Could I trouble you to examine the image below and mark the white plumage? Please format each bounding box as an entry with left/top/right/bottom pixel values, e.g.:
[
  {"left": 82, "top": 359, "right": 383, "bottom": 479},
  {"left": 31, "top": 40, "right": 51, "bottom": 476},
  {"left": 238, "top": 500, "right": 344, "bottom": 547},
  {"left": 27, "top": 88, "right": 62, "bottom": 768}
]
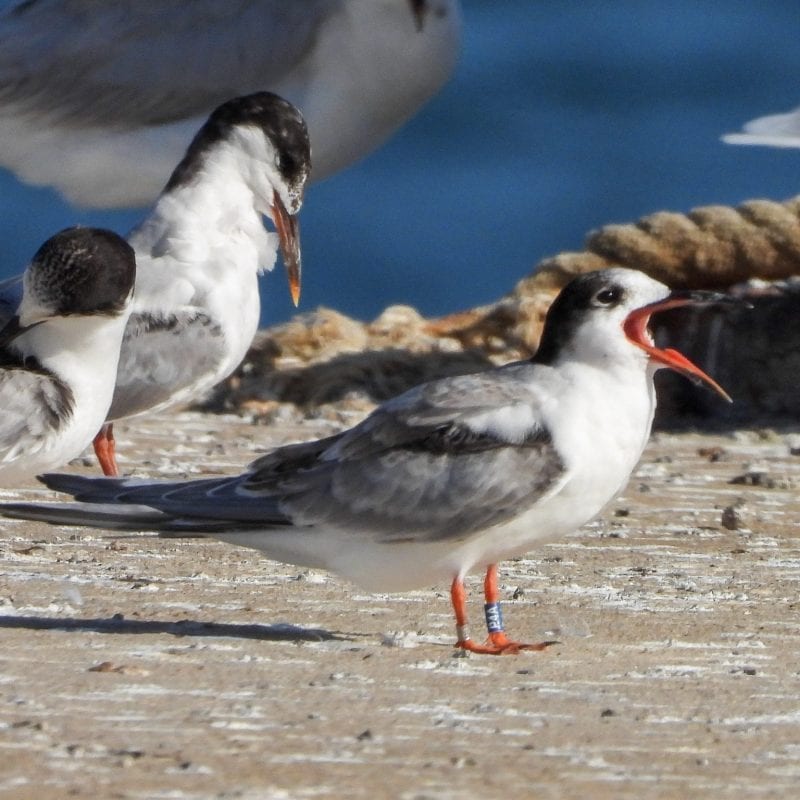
[{"left": 723, "top": 105, "right": 800, "bottom": 148}]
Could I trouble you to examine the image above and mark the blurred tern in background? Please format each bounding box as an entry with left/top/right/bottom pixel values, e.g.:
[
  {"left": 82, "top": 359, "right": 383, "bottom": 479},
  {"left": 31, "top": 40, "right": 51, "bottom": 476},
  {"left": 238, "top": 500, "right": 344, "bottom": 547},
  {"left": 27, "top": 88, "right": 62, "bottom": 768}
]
[
  {"left": 0, "top": 0, "right": 460, "bottom": 207},
  {"left": 723, "top": 104, "right": 800, "bottom": 148}
]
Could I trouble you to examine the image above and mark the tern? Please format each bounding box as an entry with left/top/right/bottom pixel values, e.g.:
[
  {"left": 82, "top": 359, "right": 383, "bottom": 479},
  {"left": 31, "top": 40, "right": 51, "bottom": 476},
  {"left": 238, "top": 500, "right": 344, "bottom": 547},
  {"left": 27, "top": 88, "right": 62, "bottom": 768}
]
[
  {"left": 0, "top": 227, "right": 135, "bottom": 484},
  {"left": 0, "top": 91, "right": 311, "bottom": 477},
  {"left": 0, "top": 0, "right": 460, "bottom": 207},
  {"left": 2, "top": 268, "right": 732, "bottom": 654}
]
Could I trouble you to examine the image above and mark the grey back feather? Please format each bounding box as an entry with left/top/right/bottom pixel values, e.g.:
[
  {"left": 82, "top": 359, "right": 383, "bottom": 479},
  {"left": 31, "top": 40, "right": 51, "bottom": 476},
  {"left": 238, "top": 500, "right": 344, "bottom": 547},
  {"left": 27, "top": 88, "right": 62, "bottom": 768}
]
[
  {"left": 34, "top": 362, "right": 568, "bottom": 545},
  {"left": 0, "top": 365, "right": 74, "bottom": 460},
  {"left": 107, "top": 310, "right": 225, "bottom": 420}
]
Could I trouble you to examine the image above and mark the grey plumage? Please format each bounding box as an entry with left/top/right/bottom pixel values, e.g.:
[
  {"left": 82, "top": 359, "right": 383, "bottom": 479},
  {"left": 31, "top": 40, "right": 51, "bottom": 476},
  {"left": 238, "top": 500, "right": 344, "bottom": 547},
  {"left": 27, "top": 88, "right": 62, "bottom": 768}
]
[
  {"left": 0, "top": 274, "right": 22, "bottom": 323},
  {"left": 106, "top": 310, "right": 225, "bottom": 420},
  {"left": 0, "top": 366, "right": 75, "bottom": 459},
  {"left": 6, "top": 363, "right": 566, "bottom": 543},
  {"left": 0, "top": 2, "right": 326, "bottom": 129}
]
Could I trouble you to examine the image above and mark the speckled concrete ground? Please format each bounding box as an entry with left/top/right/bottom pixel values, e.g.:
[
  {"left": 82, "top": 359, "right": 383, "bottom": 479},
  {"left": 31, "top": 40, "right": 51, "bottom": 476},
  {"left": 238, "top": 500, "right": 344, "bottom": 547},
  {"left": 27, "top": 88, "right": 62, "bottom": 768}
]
[{"left": 1, "top": 408, "right": 799, "bottom": 799}]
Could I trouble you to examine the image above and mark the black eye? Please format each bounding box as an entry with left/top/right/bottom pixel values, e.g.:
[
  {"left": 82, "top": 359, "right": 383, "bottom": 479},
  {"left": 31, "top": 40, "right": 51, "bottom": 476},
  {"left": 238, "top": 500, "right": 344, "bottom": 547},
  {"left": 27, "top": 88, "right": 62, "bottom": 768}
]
[{"left": 594, "top": 286, "right": 623, "bottom": 306}]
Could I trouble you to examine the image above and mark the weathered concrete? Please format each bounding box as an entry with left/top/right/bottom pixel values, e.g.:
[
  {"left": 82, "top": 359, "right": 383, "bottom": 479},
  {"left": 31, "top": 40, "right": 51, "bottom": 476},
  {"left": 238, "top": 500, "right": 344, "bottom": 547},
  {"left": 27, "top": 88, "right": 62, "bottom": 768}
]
[{"left": 1, "top": 409, "right": 799, "bottom": 799}]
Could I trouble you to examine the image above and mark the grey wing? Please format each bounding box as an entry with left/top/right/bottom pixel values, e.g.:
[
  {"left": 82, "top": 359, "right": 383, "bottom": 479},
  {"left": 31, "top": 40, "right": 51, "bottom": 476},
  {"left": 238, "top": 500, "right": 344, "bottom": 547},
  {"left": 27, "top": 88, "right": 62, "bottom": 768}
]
[
  {"left": 277, "top": 430, "right": 565, "bottom": 543},
  {"left": 30, "top": 437, "right": 348, "bottom": 527},
  {"left": 0, "top": 0, "right": 333, "bottom": 127},
  {"left": 4, "top": 470, "right": 290, "bottom": 536},
  {"left": 21, "top": 366, "right": 569, "bottom": 544},
  {"left": 0, "top": 365, "right": 74, "bottom": 462},
  {"left": 25, "top": 410, "right": 564, "bottom": 543},
  {"left": 256, "top": 368, "right": 568, "bottom": 542},
  {"left": 107, "top": 310, "right": 227, "bottom": 421},
  {"left": 0, "top": 272, "right": 22, "bottom": 326}
]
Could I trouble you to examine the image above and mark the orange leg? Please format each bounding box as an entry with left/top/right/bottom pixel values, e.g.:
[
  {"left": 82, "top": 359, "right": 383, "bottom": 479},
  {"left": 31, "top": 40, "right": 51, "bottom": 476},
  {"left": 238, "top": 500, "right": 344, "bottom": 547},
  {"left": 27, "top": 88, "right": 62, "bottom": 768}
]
[
  {"left": 451, "top": 564, "right": 557, "bottom": 655},
  {"left": 92, "top": 423, "right": 119, "bottom": 477}
]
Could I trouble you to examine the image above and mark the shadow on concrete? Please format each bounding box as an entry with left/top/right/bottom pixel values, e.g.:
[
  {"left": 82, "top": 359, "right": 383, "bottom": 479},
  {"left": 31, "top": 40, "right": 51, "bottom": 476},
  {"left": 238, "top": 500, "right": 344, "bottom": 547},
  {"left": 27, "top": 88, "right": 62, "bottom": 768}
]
[{"left": 0, "top": 613, "right": 342, "bottom": 642}]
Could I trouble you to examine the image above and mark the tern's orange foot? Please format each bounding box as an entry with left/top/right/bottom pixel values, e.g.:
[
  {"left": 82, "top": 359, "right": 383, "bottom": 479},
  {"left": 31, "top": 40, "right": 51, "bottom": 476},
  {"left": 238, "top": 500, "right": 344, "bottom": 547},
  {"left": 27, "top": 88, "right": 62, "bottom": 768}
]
[{"left": 455, "top": 633, "right": 558, "bottom": 656}]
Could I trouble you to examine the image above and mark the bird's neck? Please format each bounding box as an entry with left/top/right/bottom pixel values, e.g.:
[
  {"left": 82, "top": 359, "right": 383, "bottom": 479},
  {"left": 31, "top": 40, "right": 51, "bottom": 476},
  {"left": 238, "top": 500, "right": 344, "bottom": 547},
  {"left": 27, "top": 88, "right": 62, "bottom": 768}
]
[
  {"left": 129, "top": 150, "right": 273, "bottom": 270},
  {"left": 548, "top": 356, "right": 658, "bottom": 486},
  {"left": 15, "top": 313, "right": 129, "bottom": 401}
]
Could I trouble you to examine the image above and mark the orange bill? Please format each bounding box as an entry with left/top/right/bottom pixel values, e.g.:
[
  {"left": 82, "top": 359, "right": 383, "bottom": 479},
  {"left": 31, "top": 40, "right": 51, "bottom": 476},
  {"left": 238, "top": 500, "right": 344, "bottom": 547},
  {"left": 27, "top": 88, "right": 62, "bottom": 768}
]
[
  {"left": 272, "top": 190, "right": 302, "bottom": 306},
  {"left": 623, "top": 292, "right": 733, "bottom": 403}
]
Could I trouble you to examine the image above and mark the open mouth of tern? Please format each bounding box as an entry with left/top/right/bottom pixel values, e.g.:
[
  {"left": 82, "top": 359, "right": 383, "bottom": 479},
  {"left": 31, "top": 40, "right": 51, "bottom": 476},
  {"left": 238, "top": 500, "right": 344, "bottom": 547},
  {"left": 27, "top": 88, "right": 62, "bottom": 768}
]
[{"left": 623, "top": 293, "right": 732, "bottom": 403}]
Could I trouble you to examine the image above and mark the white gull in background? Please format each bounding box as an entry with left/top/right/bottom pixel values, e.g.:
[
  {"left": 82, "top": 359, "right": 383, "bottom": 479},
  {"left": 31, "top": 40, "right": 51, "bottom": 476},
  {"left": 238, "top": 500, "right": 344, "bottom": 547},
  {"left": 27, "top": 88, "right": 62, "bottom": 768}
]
[
  {"left": 0, "top": 226, "right": 135, "bottom": 484},
  {"left": 0, "top": 0, "right": 460, "bottom": 207},
  {"left": 3, "top": 269, "right": 734, "bottom": 654},
  {"left": 723, "top": 105, "right": 800, "bottom": 148},
  {"left": 0, "top": 91, "right": 311, "bottom": 477}
]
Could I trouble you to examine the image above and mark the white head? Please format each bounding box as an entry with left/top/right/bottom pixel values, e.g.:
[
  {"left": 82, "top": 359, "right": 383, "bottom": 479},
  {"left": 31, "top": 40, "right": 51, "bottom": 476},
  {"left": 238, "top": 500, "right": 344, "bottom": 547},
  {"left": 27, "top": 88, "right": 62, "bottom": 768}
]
[{"left": 532, "top": 267, "right": 731, "bottom": 400}]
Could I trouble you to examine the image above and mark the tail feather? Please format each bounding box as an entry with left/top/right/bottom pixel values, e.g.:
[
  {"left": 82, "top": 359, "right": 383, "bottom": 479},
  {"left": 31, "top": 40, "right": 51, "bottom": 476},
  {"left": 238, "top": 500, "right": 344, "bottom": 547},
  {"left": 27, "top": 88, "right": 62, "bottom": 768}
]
[
  {"left": 37, "top": 471, "right": 290, "bottom": 525},
  {"left": 1, "top": 501, "right": 259, "bottom": 534},
  {"left": 38, "top": 473, "right": 169, "bottom": 502},
  {"left": 2, "top": 501, "right": 173, "bottom": 531}
]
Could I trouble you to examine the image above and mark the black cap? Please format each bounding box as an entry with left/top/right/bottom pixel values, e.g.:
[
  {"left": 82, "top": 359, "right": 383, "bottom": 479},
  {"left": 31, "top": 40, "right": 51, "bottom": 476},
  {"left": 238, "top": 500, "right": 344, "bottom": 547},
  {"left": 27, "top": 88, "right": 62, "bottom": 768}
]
[{"left": 29, "top": 227, "right": 136, "bottom": 316}]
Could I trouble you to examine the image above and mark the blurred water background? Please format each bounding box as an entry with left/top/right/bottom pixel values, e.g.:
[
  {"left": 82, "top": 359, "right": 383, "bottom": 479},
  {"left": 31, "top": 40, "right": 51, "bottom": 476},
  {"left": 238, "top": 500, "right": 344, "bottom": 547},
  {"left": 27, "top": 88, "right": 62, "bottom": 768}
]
[{"left": 1, "top": 0, "right": 799, "bottom": 326}]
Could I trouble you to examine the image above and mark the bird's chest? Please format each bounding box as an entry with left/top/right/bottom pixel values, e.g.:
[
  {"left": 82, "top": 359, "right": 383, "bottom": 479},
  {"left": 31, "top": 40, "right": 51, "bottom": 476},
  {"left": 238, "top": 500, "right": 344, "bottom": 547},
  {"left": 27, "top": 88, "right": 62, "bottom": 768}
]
[
  {"left": 201, "top": 258, "right": 261, "bottom": 368},
  {"left": 548, "top": 367, "right": 656, "bottom": 508},
  {"left": 140, "top": 239, "right": 262, "bottom": 369}
]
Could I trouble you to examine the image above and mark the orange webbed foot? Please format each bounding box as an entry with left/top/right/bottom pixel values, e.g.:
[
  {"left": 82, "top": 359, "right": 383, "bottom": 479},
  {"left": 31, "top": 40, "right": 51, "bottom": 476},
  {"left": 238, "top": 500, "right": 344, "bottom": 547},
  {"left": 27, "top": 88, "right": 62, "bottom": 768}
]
[
  {"left": 456, "top": 632, "right": 558, "bottom": 656},
  {"left": 450, "top": 567, "right": 558, "bottom": 656}
]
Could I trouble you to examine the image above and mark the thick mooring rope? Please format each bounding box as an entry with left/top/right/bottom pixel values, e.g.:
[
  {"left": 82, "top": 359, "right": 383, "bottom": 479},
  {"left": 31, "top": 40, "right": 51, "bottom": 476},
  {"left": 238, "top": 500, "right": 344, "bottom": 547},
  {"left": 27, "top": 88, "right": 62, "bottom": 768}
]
[{"left": 522, "top": 195, "right": 800, "bottom": 292}]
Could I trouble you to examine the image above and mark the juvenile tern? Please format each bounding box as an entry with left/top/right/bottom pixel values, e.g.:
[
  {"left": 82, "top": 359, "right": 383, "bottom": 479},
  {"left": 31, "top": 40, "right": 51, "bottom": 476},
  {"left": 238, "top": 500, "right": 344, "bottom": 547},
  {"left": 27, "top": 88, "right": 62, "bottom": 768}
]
[
  {"left": 2, "top": 269, "right": 732, "bottom": 653},
  {"left": 0, "top": 226, "right": 135, "bottom": 483},
  {"left": 96, "top": 91, "right": 310, "bottom": 476},
  {"left": 0, "top": 0, "right": 460, "bottom": 207}
]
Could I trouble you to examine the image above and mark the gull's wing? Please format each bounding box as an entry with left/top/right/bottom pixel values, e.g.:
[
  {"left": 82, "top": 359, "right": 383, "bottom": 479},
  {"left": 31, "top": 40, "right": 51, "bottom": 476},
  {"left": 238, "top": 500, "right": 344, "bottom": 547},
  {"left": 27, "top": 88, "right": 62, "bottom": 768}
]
[
  {"left": 107, "top": 309, "right": 227, "bottom": 421},
  {"left": 7, "top": 364, "right": 571, "bottom": 545},
  {"left": 722, "top": 106, "right": 800, "bottom": 148},
  {"left": 0, "top": 355, "right": 74, "bottom": 463},
  {"left": 0, "top": 0, "right": 333, "bottom": 128}
]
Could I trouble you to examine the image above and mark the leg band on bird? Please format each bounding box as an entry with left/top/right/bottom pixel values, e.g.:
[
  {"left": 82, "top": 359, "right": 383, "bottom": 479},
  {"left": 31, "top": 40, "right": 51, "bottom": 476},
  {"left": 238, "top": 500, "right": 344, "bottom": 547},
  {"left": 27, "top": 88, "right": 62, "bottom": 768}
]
[{"left": 484, "top": 601, "right": 504, "bottom": 633}]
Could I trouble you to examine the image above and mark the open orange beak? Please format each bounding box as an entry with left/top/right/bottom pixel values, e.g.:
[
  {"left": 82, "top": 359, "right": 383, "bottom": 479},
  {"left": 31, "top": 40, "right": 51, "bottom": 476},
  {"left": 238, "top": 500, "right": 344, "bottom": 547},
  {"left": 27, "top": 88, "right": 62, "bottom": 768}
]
[
  {"left": 271, "top": 190, "right": 302, "bottom": 307},
  {"left": 623, "top": 291, "right": 733, "bottom": 403}
]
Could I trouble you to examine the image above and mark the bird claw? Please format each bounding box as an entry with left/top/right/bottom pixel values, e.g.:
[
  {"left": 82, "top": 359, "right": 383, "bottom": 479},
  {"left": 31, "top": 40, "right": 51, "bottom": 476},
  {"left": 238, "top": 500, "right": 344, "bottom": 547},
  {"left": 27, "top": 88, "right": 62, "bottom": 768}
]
[{"left": 455, "top": 634, "right": 558, "bottom": 656}]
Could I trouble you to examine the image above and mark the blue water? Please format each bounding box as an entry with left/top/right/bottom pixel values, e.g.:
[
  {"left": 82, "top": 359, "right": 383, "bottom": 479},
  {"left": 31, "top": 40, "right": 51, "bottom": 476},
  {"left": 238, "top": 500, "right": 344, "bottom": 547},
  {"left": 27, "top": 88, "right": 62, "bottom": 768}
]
[{"left": 2, "top": 0, "right": 800, "bottom": 326}]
